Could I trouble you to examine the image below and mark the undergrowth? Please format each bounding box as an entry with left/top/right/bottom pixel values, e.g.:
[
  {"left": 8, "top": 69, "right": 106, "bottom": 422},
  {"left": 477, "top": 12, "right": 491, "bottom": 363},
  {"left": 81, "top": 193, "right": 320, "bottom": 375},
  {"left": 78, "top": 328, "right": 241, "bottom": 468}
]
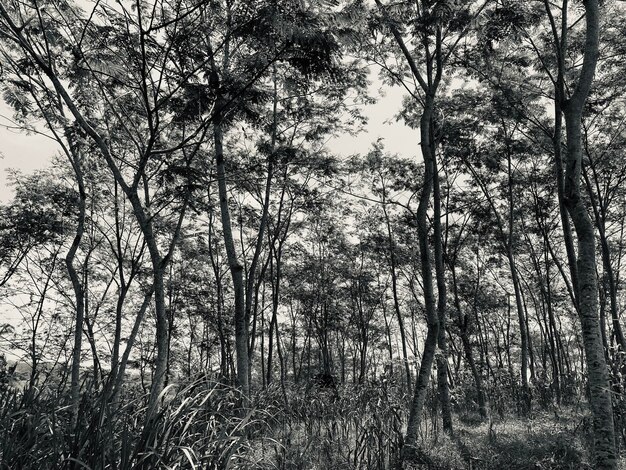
[{"left": 0, "top": 375, "right": 613, "bottom": 469}]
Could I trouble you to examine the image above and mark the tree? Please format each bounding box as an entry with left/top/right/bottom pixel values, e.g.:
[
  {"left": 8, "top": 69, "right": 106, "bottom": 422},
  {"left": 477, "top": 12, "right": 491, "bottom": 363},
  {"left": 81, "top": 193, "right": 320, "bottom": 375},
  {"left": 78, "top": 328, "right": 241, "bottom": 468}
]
[
  {"left": 557, "top": 1, "right": 616, "bottom": 466},
  {"left": 0, "top": 0, "right": 212, "bottom": 416},
  {"left": 372, "top": 0, "right": 492, "bottom": 444}
]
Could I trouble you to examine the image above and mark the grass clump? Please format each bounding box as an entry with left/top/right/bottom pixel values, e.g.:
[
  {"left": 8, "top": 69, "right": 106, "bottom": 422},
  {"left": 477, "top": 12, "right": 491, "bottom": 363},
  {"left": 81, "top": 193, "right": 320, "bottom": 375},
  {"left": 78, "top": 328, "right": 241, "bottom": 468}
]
[{"left": 0, "top": 377, "right": 272, "bottom": 469}]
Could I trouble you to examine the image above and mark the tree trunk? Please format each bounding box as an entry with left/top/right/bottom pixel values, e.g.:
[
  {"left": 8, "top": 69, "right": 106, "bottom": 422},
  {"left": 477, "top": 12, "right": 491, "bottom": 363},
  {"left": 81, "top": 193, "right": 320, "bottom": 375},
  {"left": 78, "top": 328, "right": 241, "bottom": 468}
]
[
  {"left": 564, "top": 109, "right": 617, "bottom": 468},
  {"left": 145, "top": 245, "right": 168, "bottom": 413},
  {"left": 561, "top": 2, "right": 616, "bottom": 465},
  {"left": 246, "top": 68, "right": 278, "bottom": 365},
  {"left": 213, "top": 98, "right": 249, "bottom": 398},
  {"left": 369, "top": 8, "right": 444, "bottom": 445},
  {"left": 451, "top": 262, "right": 488, "bottom": 419},
  {"left": 505, "top": 145, "right": 531, "bottom": 411},
  {"left": 66, "top": 151, "right": 86, "bottom": 429},
  {"left": 382, "top": 196, "right": 412, "bottom": 395},
  {"left": 583, "top": 164, "right": 626, "bottom": 353},
  {"left": 405, "top": 96, "right": 439, "bottom": 446},
  {"left": 432, "top": 135, "right": 453, "bottom": 433}
]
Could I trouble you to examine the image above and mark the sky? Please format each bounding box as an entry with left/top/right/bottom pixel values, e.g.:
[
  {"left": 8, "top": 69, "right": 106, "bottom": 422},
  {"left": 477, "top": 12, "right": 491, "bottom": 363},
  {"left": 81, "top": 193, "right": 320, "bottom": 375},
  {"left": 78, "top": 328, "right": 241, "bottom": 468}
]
[
  {"left": 0, "top": 102, "right": 59, "bottom": 201},
  {"left": 0, "top": 79, "right": 419, "bottom": 203}
]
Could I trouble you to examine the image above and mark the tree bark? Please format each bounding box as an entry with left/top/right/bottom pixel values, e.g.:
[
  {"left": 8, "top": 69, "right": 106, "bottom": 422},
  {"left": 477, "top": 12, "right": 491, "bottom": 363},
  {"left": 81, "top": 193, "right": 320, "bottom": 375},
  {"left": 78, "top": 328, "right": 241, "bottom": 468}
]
[
  {"left": 405, "top": 96, "right": 439, "bottom": 445},
  {"left": 213, "top": 97, "right": 249, "bottom": 398},
  {"left": 432, "top": 136, "right": 453, "bottom": 433},
  {"left": 65, "top": 148, "right": 86, "bottom": 429},
  {"left": 561, "top": 2, "right": 616, "bottom": 466}
]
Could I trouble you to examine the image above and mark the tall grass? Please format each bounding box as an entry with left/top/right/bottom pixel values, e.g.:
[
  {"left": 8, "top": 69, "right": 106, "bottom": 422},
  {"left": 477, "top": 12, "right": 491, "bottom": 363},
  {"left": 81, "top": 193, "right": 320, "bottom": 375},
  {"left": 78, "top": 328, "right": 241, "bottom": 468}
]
[
  {"left": 253, "top": 380, "right": 407, "bottom": 469},
  {"left": 0, "top": 377, "right": 271, "bottom": 469},
  {"left": 0, "top": 370, "right": 603, "bottom": 469}
]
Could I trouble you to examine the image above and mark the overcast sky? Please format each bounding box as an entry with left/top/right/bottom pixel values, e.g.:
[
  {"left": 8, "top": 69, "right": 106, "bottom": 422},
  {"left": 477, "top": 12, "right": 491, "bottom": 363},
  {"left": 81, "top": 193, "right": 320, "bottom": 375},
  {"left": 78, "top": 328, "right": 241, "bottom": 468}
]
[{"left": 0, "top": 82, "right": 419, "bottom": 203}]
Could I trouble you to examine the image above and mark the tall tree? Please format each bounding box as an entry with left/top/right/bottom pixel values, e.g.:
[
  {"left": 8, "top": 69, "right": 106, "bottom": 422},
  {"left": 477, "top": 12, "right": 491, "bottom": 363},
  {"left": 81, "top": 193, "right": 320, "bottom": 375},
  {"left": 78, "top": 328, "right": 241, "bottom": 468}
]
[
  {"left": 0, "top": 0, "right": 209, "bottom": 415},
  {"left": 373, "top": 0, "right": 491, "bottom": 445},
  {"left": 556, "top": 0, "right": 617, "bottom": 466}
]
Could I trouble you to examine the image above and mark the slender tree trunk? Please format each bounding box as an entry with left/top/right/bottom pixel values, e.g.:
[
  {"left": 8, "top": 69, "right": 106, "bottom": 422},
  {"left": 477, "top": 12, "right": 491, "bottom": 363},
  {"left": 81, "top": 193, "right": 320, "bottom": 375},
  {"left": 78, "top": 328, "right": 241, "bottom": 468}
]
[
  {"left": 66, "top": 152, "right": 86, "bottom": 429},
  {"left": 451, "top": 262, "right": 488, "bottom": 419},
  {"left": 554, "top": 103, "right": 580, "bottom": 307},
  {"left": 382, "top": 195, "right": 412, "bottom": 395},
  {"left": 544, "top": 250, "right": 562, "bottom": 404},
  {"left": 110, "top": 181, "right": 126, "bottom": 377},
  {"left": 213, "top": 98, "right": 249, "bottom": 398},
  {"left": 246, "top": 68, "right": 278, "bottom": 365},
  {"left": 405, "top": 96, "right": 439, "bottom": 446},
  {"left": 111, "top": 288, "right": 154, "bottom": 402},
  {"left": 432, "top": 138, "right": 453, "bottom": 433},
  {"left": 207, "top": 205, "right": 230, "bottom": 380},
  {"left": 370, "top": 6, "right": 444, "bottom": 446},
  {"left": 561, "top": 2, "right": 616, "bottom": 465},
  {"left": 145, "top": 247, "right": 168, "bottom": 413},
  {"left": 267, "top": 255, "right": 277, "bottom": 385},
  {"left": 504, "top": 146, "right": 531, "bottom": 411},
  {"left": 583, "top": 165, "right": 626, "bottom": 352}
]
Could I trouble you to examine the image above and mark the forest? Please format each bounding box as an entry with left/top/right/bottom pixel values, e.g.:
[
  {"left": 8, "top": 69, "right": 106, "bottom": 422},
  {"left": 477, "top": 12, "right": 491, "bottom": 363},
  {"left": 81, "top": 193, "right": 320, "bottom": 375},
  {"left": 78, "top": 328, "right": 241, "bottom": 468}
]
[{"left": 0, "top": 0, "right": 624, "bottom": 468}]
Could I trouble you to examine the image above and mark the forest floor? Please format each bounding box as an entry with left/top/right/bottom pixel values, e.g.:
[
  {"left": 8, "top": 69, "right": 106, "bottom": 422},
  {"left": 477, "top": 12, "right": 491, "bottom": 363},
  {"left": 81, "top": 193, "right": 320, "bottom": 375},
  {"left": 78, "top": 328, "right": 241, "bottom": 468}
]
[
  {"left": 443, "top": 410, "right": 593, "bottom": 469},
  {"left": 260, "top": 403, "right": 624, "bottom": 469},
  {"left": 396, "top": 408, "right": 626, "bottom": 470}
]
